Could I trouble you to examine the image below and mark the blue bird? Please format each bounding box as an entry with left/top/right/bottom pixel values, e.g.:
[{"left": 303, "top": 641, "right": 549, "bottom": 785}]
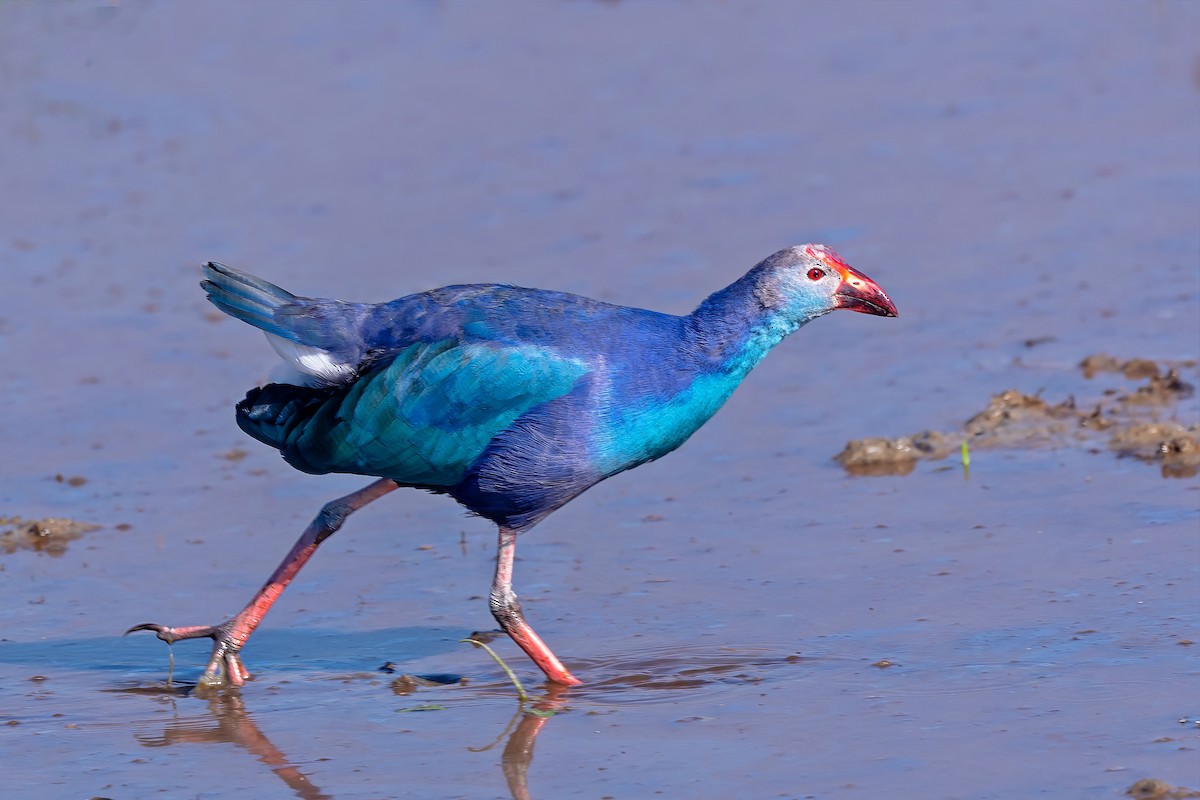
[{"left": 129, "top": 245, "right": 897, "bottom": 687}]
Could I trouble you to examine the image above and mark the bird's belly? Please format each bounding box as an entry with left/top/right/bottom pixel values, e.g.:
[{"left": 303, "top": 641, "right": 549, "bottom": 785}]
[{"left": 593, "top": 372, "right": 740, "bottom": 475}]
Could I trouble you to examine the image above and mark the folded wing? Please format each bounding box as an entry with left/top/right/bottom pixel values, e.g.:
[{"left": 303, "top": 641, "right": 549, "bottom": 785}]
[{"left": 237, "top": 338, "right": 590, "bottom": 485}]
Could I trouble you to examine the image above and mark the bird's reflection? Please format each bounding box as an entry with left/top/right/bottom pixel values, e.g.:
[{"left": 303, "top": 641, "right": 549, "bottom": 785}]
[
  {"left": 125, "top": 679, "right": 568, "bottom": 800},
  {"left": 134, "top": 690, "right": 333, "bottom": 800},
  {"left": 468, "top": 683, "right": 571, "bottom": 800}
]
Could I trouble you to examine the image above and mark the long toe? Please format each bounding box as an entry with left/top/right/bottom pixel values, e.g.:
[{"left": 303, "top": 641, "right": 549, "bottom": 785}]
[
  {"left": 125, "top": 622, "right": 220, "bottom": 645},
  {"left": 206, "top": 652, "right": 250, "bottom": 687}
]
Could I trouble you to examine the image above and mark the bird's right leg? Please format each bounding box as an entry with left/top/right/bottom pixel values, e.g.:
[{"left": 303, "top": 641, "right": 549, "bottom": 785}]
[
  {"left": 128, "top": 478, "right": 399, "bottom": 687},
  {"left": 489, "top": 526, "right": 582, "bottom": 687}
]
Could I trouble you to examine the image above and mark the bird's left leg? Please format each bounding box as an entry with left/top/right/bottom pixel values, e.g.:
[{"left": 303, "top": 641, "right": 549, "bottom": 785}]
[
  {"left": 128, "top": 478, "right": 399, "bottom": 686},
  {"left": 489, "top": 526, "right": 582, "bottom": 687}
]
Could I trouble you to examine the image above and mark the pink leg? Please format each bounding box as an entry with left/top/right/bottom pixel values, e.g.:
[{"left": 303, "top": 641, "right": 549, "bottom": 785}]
[
  {"left": 489, "top": 526, "right": 582, "bottom": 687},
  {"left": 128, "top": 478, "right": 399, "bottom": 686}
]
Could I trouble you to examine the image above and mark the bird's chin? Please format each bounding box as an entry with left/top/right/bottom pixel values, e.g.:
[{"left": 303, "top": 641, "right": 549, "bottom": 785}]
[{"left": 835, "top": 293, "right": 898, "bottom": 317}]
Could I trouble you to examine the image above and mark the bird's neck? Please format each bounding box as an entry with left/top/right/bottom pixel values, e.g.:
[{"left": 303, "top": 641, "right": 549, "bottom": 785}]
[{"left": 685, "top": 266, "right": 826, "bottom": 379}]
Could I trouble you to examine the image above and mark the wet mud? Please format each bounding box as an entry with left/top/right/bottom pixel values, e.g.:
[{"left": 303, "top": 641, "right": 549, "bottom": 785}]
[
  {"left": 0, "top": 516, "right": 97, "bottom": 556},
  {"left": 1127, "top": 778, "right": 1200, "bottom": 800},
  {"left": 837, "top": 356, "right": 1200, "bottom": 478}
]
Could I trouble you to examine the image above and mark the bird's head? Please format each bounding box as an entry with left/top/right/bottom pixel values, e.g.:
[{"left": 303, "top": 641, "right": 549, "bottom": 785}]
[{"left": 756, "top": 244, "right": 898, "bottom": 323}]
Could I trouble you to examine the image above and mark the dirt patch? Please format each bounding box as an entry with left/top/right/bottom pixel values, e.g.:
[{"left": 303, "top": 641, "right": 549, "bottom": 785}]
[
  {"left": 836, "top": 356, "right": 1200, "bottom": 478},
  {"left": 831, "top": 432, "right": 951, "bottom": 477},
  {"left": 1120, "top": 370, "right": 1196, "bottom": 407},
  {"left": 1126, "top": 778, "right": 1200, "bottom": 800},
  {"left": 0, "top": 516, "right": 99, "bottom": 556},
  {"left": 1080, "top": 354, "right": 1164, "bottom": 380},
  {"left": 54, "top": 473, "right": 88, "bottom": 487}
]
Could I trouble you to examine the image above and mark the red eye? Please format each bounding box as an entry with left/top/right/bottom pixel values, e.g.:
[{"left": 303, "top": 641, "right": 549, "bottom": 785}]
[{"left": 807, "top": 268, "right": 825, "bottom": 281}]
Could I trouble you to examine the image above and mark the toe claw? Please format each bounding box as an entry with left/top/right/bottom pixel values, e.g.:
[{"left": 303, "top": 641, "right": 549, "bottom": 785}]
[
  {"left": 125, "top": 622, "right": 180, "bottom": 644},
  {"left": 124, "top": 622, "right": 219, "bottom": 645},
  {"left": 124, "top": 622, "right": 163, "bottom": 636}
]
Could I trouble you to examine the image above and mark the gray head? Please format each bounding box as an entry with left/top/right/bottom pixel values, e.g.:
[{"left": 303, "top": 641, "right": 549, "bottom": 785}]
[{"left": 752, "top": 244, "right": 898, "bottom": 323}]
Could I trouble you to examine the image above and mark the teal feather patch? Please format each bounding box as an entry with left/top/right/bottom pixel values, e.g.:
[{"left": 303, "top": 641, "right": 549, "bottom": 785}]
[{"left": 253, "top": 339, "right": 590, "bottom": 485}]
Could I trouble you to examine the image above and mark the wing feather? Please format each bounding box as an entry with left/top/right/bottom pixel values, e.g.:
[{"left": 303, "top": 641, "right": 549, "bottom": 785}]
[{"left": 244, "top": 339, "right": 590, "bottom": 485}]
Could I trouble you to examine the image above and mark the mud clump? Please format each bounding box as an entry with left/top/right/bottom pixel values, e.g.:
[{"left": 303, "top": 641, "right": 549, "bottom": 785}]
[
  {"left": 835, "top": 432, "right": 951, "bottom": 476},
  {"left": 1080, "top": 354, "right": 1164, "bottom": 380},
  {"left": 1110, "top": 422, "right": 1200, "bottom": 478},
  {"left": 837, "top": 356, "right": 1199, "bottom": 478},
  {"left": 1120, "top": 369, "right": 1195, "bottom": 406},
  {"left": 1126, "top": 778, "right": 1200, "bottom": 799},
  {"left": 963, "top": 390, "right": 1079, "bottom": 446},
  {"left": 0, "top": 516, "right": 99, "bottom": 556}
]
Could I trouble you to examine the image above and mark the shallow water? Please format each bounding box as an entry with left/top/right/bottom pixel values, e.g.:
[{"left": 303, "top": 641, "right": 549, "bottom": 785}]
[{"left": 1, "top": 2, "right": 1198, "bottom": 798}]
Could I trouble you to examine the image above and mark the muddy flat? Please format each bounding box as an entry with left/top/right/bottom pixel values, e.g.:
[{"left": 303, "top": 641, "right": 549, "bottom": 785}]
[{"left": 1, "top": 2, "right": 1197, "bottom": 799}]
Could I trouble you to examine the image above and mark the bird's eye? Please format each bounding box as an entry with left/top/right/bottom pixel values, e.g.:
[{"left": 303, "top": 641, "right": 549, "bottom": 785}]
[{"left": 807, "top": 268, "right": 825, "bottom": 281}]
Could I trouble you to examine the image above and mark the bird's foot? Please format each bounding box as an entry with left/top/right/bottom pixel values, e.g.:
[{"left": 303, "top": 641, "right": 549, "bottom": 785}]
[{"left": 125, "top": 620, "right": 251, "bottom": 687}]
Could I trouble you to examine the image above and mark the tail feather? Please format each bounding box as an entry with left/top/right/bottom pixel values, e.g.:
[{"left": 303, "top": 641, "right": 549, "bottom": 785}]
[
  {"left": 202, "top": 262, "right": 301, "bottom": 342},
  {"left": 201, "top": 261, "right": 367, "bottom": 385}
]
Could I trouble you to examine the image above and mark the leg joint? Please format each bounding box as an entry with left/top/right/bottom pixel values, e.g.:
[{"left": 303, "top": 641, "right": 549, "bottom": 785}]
[
  {"left": 314, "top": 500, "right": 349, "bottom": 539},
  {"left": 489, "top": 586, "right": 523, "bottom": 628}
]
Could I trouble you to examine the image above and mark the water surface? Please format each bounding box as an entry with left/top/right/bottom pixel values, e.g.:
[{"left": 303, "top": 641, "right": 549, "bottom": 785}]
[{"left": 1, "top": 2, "right": 1197, "bottom": 798}]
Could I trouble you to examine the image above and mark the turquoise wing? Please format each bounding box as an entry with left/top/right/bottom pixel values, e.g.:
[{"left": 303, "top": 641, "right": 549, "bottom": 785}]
[{"left": 278, "top": 339, "right": 591, "bottom": 485}]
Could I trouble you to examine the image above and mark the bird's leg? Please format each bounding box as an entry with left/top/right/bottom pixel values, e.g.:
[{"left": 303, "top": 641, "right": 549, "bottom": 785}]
[
  {"left": 489, "top": 526, "right": 582, "bottom": 687},
  {"left": 128, "top": 478, "right": 399, "bottom": 687}
]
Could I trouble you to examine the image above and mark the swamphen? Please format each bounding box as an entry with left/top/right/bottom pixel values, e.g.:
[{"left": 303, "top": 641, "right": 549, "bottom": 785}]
[{"left": 129, "top": 245, "right": 897, "bottom": 687}]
